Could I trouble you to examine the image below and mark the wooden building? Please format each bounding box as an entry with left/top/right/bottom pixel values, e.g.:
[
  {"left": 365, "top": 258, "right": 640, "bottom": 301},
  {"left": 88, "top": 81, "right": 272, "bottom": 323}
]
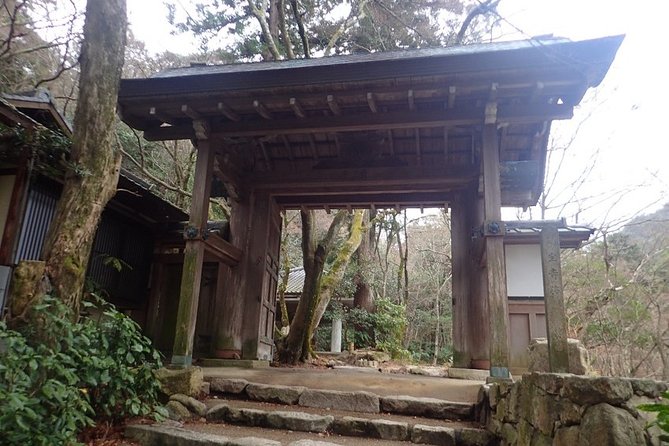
[
  {"left": 0, "top": 91, "right": 188, "bottom": 326},
  {"left": 117, "top": 36, "right": 622, "bottom": 377}
]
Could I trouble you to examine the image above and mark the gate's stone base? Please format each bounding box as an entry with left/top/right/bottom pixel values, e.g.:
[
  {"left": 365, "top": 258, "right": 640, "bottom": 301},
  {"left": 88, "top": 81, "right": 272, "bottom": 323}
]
[{"left": 477, "top": 372, "right": 668, "bottom": 445}]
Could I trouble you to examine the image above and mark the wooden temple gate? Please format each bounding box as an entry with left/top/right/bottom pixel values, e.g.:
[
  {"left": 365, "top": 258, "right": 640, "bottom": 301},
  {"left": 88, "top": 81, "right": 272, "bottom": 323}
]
[{"left": 117, "top": 36, "right": 622, "bottom": 377}]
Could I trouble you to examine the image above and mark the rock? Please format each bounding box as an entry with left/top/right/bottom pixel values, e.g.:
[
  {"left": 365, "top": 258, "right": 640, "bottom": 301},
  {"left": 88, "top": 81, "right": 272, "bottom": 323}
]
[
  {"left": 528, "top": 338, "right": 590, "bottom": 375},
  {"left": 456, "top": 427, "right": 496, "bottom": 446},
  {"left": 299, "top": 389, "right": 379, "bottom": 413},
  {"left": 408, "top": 366, "right": 448, "bottom": 377},
  {"left": 200, "top": 382, "right": 210, "bottom": 396},
  {"left": 380, "top": 395, "right": 473, "bottom": 420},
  {"left": 246, "top": 383, "right": 305, "bottom": 405},
  {"left": 411, "top": 424, "right": 456, "bottom": 446},
  {"left": 623, "top": 378, "right": 669, "bottom": 398},
  {"left": 265, "top": 411, "right": 333, "bottom": 433},
  {"left": 448, "top": 368, "right": 489, "bottom": 381},
  {"left": 226, "top": 407, "right": 268, "bottom": 426},
  {"left": 206, "top": 404, "right": 268, "bottom": 426},
  {"left": 170, "top": 393, "right": 207, "bottom": 417},
  {"left": 554, "top": 426, "right": 580, "bottom": 446},
  {"left": 500, "top": 423, "right": 517, "bottom": 445},
  {"left": 206, "top": 403, "right": 232, "bottom": 422},
  {"left": 578, "top": 403, "right": 646, "bottom": 446},
  {"left": 560, "top": 375, "right": 633, "bottom": 406},
  {"left": 155, "top": 367, "right": 204, "bottom": 398},
  {"left": 165, "top": 400, "right": 193, "bottom": 421},
  {"left": 332, "top": 417, "right": 408, "bottom": 441},
  {"left": 209, "top": 378, "right": 249, "bottom": 394}
]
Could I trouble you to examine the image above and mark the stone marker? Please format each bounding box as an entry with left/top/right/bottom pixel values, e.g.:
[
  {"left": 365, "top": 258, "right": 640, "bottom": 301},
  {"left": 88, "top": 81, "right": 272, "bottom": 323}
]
[
  {"left": 155, "top": 367, "right": 204, "bottom": 397},
  {"left": 528, "top": 338, "right": 590, "bottom": 375}
]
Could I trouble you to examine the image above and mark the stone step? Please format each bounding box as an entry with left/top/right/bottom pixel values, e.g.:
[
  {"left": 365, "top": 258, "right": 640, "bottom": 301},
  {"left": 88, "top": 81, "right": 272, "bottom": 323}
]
[
  {"left": 203, "top": 400, "right": 495, "bottom": 445},
  {"left": 208, "top": 377, "right": 475, "bottom": 421},
  {"left": 126, "top": 423, "right": 416, "bottom": 445},
  {"left": 127, "top": 422, "right": 496, "bottom": 446}
]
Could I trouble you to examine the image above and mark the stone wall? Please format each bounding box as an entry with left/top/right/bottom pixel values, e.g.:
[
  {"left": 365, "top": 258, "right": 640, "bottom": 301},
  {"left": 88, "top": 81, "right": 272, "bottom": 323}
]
[{"left": 478, "top": 373, "right": 667, "bottom": 446}]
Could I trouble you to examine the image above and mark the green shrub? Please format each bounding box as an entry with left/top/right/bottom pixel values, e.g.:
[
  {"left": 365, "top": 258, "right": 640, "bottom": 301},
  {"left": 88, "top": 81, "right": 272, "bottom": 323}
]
[
  {"left": 0, "top": 295, "right": 165, "bottom": 445},
  {"left": 639, "top": 390, "right": 669, "bottom": 442},
  {"left": 373, "top": 298, "right": 410, "bottom": 360}
]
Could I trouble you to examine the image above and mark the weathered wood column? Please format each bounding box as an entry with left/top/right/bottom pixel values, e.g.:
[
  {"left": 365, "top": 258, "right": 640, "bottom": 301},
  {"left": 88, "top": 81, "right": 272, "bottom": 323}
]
[
  {"left": 213, "top": 198, "right": 250, "bottom": 359},
  {"left": 451, "top": 189, "right": 474, "bottom": 368},
  {"left": 482, "top": 103, "right": 511, "bottom": 378},
  {"left": 170, "top": 133, "right": 214, "bottom": 367},
  {"left": 540, "top": 223, "right": 569, "bottom": 372}
]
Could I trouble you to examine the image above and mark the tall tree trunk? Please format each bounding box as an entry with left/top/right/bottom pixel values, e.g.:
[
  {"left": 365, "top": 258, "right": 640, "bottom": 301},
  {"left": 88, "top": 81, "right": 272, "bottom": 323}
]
[
  {"left": 353, "top": 210, "right": 375, "bottom": 311},
  {"left": 41, "top": 0, "right": 127, "bottom": 316},
  {"left": 310, "top": 210, "right": 365, "bottom": 334},
  {"left": 280, "top": 210, "right": 346, "bottom": 363}
]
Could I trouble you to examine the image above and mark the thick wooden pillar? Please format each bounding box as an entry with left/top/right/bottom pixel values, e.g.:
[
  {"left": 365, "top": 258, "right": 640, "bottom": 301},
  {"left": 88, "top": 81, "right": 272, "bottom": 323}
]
[
  {"left": 213, "top": 198, "right": 250, "bottom": 358},
  {"left": 482, "top": 108, "right": 511, "bottom": 378},
  {"left": 540, "top": 223, "right": 569, "bottom": 372},
  {"left": 451, "top": 191, "right": 474, "bottom": 367},
  {"left": 468, "top": 195, "right": 490, "bottom": 368},
  {"left": 170, "top": 138, "right": 214, "bottom": 367}
]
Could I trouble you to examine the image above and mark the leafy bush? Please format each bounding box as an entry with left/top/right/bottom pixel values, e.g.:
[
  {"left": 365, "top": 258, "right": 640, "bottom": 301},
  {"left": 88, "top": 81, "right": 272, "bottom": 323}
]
[
  {"left": 639, "top": 390, "right": 669, "bottom": 442},
  {"left": 0, "top": 295, "right": 165, "bottom": 445},
  {"left": 373, "top": 298, "right": 410, "bottom": 360},
  {"left": 344, "top": 306, "right": 375, "bottom": 349}
]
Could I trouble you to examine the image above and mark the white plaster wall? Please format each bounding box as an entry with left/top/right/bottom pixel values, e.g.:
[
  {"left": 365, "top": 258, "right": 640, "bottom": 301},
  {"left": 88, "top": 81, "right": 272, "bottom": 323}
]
[
  {"left": 505, "top": 244, "right": 544, "bottom": 297},
  {"left": 0, "top": 175, "right": 16, "bottom": 240}
]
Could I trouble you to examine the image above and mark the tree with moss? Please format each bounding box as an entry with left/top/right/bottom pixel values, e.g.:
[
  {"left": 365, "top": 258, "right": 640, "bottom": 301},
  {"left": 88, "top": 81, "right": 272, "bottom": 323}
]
[{"left": 40, "top": 0, "right": 127, "bottom": 315}]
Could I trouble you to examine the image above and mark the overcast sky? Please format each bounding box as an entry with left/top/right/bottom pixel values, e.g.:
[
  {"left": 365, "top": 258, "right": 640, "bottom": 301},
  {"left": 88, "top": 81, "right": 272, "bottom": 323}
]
[{"left": 126, "top": 0, "right": 668, "bottom": 229}]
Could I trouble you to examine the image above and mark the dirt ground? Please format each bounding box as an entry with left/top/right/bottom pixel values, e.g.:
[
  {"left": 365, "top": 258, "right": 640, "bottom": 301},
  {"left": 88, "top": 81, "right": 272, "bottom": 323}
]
[{"left": 203, "top": 365, "right": 482, "bottom": 403}]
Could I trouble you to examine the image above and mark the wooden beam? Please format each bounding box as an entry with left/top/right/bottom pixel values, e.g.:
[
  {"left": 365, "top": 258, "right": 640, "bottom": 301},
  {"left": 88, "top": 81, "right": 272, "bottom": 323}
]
[
  {"left": 443, "top": 127, "right": 449, "bottom": 160},
  {"left": 218, "top": 101, "right": 240, "bottom": 122},
  {"left": 482, "top": 117, "right": 511, "bottom": 379},
  {"left": 253, "top": 100, "right": 273, "bottom": 119},
  {"left": 531, "top": 81, "right": 545, "bottom": 103},
  {"left": 448, "top": 86, "right": 457, "bottom": 109},
  {"left": 203, "top": 233, "right": 242, "bottom": 266},
  {"left": 289, "top": 97, "right": 305, "bottom": 118},
  {"left": 415, "top": 128, "right": 421, "bottom": 165},
  {"left": 308, "top": 134, "right": 319, "bottom": 161},
  {"left": 408, "top": 89, "right": 415, "bottom": 111},
  {"left": 142, "top": 103, "right": 573, "bottom": 141},
  {"left": 181, "top": 104, "right": 201, "bottom": 120},
  {"left": 327, "top": 94, "right": 341, "bottom": 115},
  {"left": 388, "top": 130, "right": 395, "bottom": 156},
  {"left": 367, "top": 92, "right": 378, "bottom": 113},
  {"left": 258, "top": 140, "right": 272, "bottom": 171},
  {"left": 249, "top": 164, "right": 478, "bottom": 191},
  {"left": 275, "top": 191, "right": 455, "bottom": 209},
  {"left": 540, "top": 223, "right": 569, "bottom": 373},
  {"left": 171, "top": 139, "right": 215, "bottom": 368}
]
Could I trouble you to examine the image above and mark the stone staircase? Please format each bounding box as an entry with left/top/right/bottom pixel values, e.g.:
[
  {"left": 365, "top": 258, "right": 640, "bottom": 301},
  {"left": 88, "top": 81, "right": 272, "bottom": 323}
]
[{"left": 126, "top": 375, "right": 496, "bottom": 446}]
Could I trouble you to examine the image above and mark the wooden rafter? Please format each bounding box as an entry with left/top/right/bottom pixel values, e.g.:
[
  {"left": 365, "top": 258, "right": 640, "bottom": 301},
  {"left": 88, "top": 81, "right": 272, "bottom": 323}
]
[{"left": 142, "top": 103, "right": 573, "bottom": 141}]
